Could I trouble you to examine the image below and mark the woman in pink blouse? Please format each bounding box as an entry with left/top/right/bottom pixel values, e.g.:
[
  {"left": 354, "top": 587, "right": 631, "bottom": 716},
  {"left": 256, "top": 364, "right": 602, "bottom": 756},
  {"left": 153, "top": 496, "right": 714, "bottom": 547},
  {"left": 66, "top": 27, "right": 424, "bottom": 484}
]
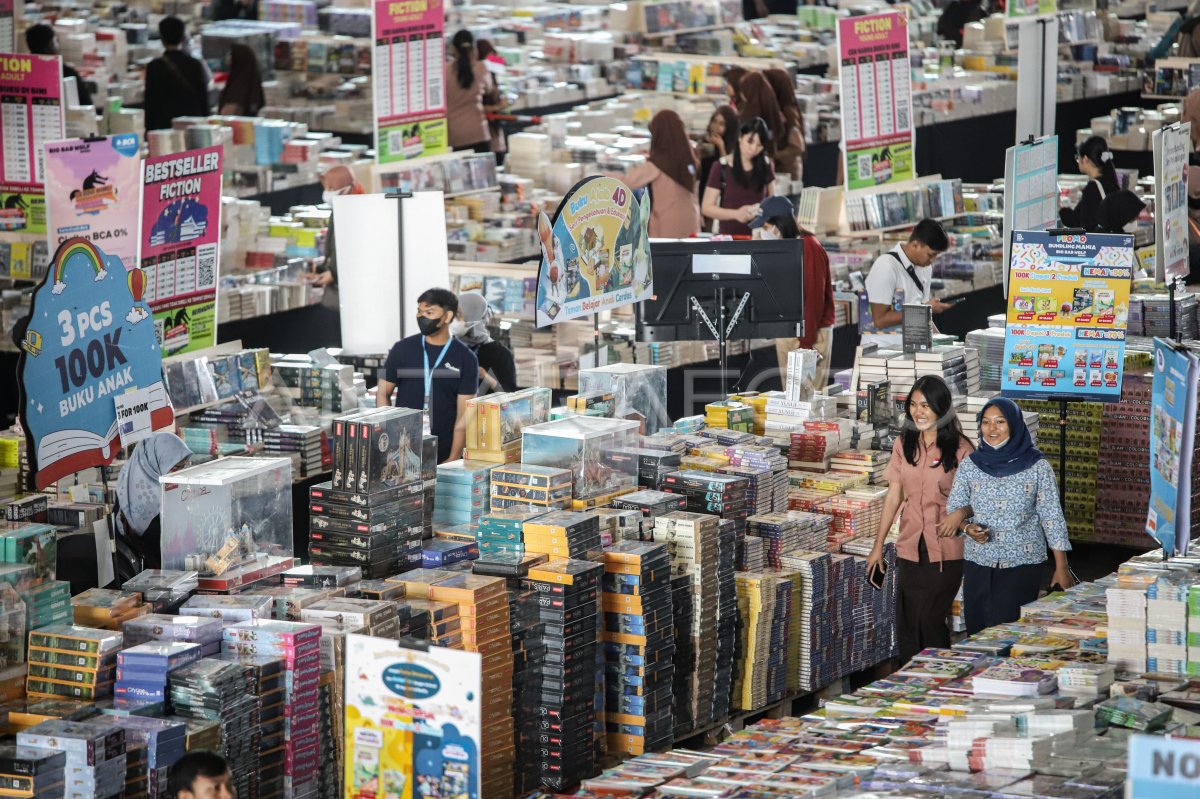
[
  {"left": 445, "top": 30, "right": 491, "bottom": 153},
  {"left": 865, "top": 375, "right": 978, "bottom": 661},
  {"left": 615, "top": 110, "right": 702, "bottom": 239}
]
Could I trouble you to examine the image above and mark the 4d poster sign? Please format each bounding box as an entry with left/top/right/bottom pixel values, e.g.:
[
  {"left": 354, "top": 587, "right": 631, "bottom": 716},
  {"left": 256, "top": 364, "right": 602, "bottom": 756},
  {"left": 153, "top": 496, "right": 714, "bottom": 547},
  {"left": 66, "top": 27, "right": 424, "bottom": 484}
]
[{"left": 17, "top": 237, "right": 174, "bottom": 489}]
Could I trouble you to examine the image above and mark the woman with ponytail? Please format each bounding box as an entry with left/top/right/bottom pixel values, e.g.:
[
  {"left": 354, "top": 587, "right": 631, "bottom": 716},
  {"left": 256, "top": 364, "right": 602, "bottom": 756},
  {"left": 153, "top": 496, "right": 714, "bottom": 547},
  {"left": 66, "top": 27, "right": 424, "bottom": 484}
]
[
  {"left": 445, "top": 30, "right": 491, "bottom": 153},
  {"left": 1061, "top": 136, "right": 1120, "bottom": 231}
]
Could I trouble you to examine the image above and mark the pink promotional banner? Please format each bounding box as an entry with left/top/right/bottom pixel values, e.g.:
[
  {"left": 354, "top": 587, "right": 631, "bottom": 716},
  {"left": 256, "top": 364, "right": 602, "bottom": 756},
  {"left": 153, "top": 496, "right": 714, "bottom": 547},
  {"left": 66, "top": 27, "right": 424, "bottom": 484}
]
[
  {"left": 0, "top": 53, "right": 63, "bottom": 236},
  {"left": 372, "top": 0, "right": 447, "bottom": 163},
  {"left": 141, "top": 146, "right": 223, "bottom": 356},
  {"left": 44, "top": 134, "right": 142, "bottom": 271},
  {"left": 836, "top": 12, "right": 914, "bottom": 191}
]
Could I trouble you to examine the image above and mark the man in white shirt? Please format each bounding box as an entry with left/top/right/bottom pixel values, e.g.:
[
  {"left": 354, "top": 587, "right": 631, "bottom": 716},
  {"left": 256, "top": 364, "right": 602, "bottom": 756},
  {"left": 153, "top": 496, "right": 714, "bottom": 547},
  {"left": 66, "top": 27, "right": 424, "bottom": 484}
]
[{"left": 863, "top": 218, "right": 954, "bottom": 345}]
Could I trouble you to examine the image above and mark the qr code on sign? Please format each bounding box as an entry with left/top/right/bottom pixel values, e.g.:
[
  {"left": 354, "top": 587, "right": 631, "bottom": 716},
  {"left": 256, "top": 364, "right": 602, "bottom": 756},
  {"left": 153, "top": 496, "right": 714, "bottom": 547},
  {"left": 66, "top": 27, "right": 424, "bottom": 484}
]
[
  {"left": 154, "top": 318, "right": 165, "bottom": 348},
  {"left": 388, "top": 130, "right": 406, "bottom": 154},
  {"left": 197, "top": 244, "right": 217, "bottom": 290},
  {"left": 896, "top": 101, "right": 909, "bottom": 132},
  {"left": 857, "top": 155, "right": 872, "bottom": 180}
]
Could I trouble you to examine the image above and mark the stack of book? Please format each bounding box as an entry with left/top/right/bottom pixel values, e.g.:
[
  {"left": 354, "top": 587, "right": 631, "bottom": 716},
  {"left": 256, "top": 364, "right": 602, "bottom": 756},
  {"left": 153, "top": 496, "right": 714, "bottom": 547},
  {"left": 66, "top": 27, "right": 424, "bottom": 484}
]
[
  {"left": 746, "top": 514, "right": 801, "bottom": 568},
  {"left": 489, "top": 464, "right": 573, "bottom": 514},
  {"left": 1094, "top": 373, "right": 1155, "bottom": 546},
  {"left": 26, "top": 625, "right": 122, "bottom": 703},
  {"left": 17, "top": 719, "right": 126, "bottom": 799},
  {"left": 601, "top": 542, "right": 674, "bottom": 756},
  {"left": 181, "top": 594, "right": 273, "bottom": 624},
  {"left": 780, "top": 551, "right": 832, "bottom": 692},
  {"left": 169, "top": 659, "right": 259, "bottom": 797},
  {"left": 114, "top": 642, "right": 203, "bottom": 710},
  {"left": 715, "top": 518, "right": 739, "bottom": 725},
  {"left": 121, "top": 570, "right": 197, "bottom": 614},
  {"left": 608, "top": 448, "right": 682, "bottom": 490},
  {"left": 475, "top": 509, "right": 545, "bottom": 556},
  {"left": 786, "top": 424, "right": 845, "bottom": 472},
  {"left": 217, "top": 653, "right": 288, "bottom": 799},
  {"left": 433, "top": 460, "right": 494, "bottom": 528},
  {"left": 71, "top": 588, "right": 149, "bottom": 631},
  {"left": 522, "top": 559, "right": 602, "bottom": 790},
  {"left": 88, "top": 716, "right": 187, "bottom": 799},
  {"left": 763, "top": 395, "right": 838, "bottom": 446},
  {"left": 915, "top": 346, "right": 980, "bottom": 397},
  {"left": 523, "top": 511, "right": 601, "bottom": 560},
  {"left": 302, "top": 598, "right": 400, "bottom": 639},
  {"left": 308, "top": 475, "right": 425, "bottom": 579},
  {"left": 0, "top": 744, "right": 65, "bottom": 799},
  {"left": 258, "top": 423, "right": 325, "bottom": 476},
  {"left": 972, "top": 662, "right": 1059, "bottom": 696},
  {"left": 703, "top": 401, "right": 755, "bottom": 432},
  {"left": 609, "top": 491, "right": 688, "bottom": 539},
  {"left": 1056, "top": 662, "right": 1116, "bottom": 697},
  {"left": 816, "top": 488, "right": 887, "bottom": 550},
  {"left": 1145, "top": 575, "right": 1190, "bottom": 675},
  {"left": 733, "top": 573, "right": 791, "bottom": 712},
  {"left": 22, "top": 579, "right": 71, "bottom": 632},
  {"left": 121, "top": 613, "right": 223, "bottom": 655},
  {"left": 669, "top": 573, "right": 695, "bottom": 738},
  {"left": 784, "top": 510, "right": 833, "bottom": 552},
  {"left": 829, "top": 449, "right": 892, "bottom": 485}
]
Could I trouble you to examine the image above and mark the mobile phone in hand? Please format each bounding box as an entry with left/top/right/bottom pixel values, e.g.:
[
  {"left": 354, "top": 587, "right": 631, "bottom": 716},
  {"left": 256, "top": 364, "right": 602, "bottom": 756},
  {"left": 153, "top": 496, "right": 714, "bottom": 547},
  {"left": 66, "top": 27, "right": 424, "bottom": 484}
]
[{"left": 868, "top": 561, "right": 888, "bottom": 590}]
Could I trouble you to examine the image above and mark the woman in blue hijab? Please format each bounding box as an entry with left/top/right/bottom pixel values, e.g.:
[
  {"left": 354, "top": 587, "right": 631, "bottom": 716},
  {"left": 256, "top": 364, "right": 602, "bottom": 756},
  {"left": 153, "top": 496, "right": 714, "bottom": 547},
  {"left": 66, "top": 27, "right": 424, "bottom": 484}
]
[
  {"left": 940, "top": 397, "right": 1074, "bottom": 634},
  {"left": 115, "top": 432, "right": 191, "bottom": 575}
]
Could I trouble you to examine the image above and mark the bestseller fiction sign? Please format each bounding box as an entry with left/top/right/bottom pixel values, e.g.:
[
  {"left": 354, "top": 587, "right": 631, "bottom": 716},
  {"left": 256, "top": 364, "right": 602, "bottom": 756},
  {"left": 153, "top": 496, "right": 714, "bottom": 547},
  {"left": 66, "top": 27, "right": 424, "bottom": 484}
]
[{"left": 17, "top": 237, "right": 174, "bottom": 489}]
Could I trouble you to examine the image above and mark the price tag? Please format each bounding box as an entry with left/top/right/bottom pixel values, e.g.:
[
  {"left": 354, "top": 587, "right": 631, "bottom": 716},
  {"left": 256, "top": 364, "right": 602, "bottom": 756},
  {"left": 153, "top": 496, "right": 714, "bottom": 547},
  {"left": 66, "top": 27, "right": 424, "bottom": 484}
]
[{"left": 115, "top": 387, "right": 155, "bottom": 447}]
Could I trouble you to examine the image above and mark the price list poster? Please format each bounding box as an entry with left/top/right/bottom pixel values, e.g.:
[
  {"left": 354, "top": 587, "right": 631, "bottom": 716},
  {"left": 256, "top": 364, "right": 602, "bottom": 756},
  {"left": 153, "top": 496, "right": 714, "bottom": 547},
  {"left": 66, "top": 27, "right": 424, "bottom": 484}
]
[
  {"left": 0, "top": 54, "right": 63, "bottom": 237},
  {"left": 837, "top": 12, "right": 914, "bottom": 191},
  {"left": 141, "top": 145, "right": 224, "bottom": 356},
  {"left": 1001, "top": 231, "right": 1133, "bottom": 402},
  {"left": 0, "top": 0, "right": 13, "bottom": 53},
  {"left": 372, "top": 0, "right": 448, "bottom": 164}
]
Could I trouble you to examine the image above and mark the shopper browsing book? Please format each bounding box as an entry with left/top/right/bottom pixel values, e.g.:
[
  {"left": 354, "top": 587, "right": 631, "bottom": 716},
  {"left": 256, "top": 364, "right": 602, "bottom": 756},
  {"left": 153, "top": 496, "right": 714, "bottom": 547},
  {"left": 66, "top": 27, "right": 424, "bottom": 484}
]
[
  {"left": 701, "top": 117, "right": 776, "bottom": 238},
  {"left": 1060, "top": 136, "right": 1120, "bottom": 232},
  {"left": 445, "top": 30, "right": 492, "bottom": 154},
  {"left": 863, "top": 218, "right": 954, "bottom": 347},
  {"left": 608, "top": 109, "right": 701, "bottom": 238},
  {"left": 377, "top": 289, "right": 478, "bottom": 463},
  {"left": 866, "top": 376, "right": 973, "bottom": 662},
  {"left": 942, "top": 397, "right": 1074, "bottom": 635}
]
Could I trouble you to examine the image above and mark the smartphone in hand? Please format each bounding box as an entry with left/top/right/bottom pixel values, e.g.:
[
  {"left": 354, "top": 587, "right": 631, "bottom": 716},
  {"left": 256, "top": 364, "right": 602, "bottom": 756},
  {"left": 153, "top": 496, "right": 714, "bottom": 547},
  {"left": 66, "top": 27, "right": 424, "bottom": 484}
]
[{"left": 868, "top": 561, "right": 888, "bottom": 590}]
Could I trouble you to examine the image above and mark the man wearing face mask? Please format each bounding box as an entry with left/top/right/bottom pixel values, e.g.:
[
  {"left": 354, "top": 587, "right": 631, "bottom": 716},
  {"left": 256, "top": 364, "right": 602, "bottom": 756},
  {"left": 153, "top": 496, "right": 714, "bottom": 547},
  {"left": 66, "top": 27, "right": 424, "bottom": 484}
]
[
  {"left": 453, "top": 291, "right": 518, "bottom": 393},
  {"left": 377, "top": 289, "right": 479, "bottom": 463},
  {"left": 305, "top": 165, "right": 365, "bottom": 295}
]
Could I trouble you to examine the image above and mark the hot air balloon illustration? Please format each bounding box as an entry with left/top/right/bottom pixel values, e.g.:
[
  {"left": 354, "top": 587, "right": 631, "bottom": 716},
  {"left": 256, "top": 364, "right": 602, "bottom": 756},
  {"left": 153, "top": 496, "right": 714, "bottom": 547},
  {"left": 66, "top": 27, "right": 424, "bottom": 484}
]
[{"left": 125, "top": 267, "right": 150, "bottom": 324}]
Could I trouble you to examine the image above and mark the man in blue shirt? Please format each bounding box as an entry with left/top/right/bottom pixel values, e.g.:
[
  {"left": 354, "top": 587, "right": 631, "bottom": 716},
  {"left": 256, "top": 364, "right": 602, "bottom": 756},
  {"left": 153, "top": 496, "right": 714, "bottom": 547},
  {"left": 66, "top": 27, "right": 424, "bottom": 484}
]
[{"left": 377, "top": 289, "right": 478, "bottom": 463}]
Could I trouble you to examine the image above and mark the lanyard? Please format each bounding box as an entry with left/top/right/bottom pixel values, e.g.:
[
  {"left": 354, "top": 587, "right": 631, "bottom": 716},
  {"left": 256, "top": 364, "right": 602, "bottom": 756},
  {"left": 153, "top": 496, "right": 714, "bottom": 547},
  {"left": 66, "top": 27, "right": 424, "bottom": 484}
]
[{"left": 423, "top": 340, "right": 453, "bottom": 412}]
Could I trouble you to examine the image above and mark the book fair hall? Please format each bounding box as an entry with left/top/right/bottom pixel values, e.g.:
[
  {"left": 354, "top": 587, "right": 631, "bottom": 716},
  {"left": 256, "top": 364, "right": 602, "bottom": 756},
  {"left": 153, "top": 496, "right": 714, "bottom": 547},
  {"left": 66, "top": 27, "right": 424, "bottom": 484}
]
[{"left": 7, "top": 0, "right": 1200, "bottom": 797}]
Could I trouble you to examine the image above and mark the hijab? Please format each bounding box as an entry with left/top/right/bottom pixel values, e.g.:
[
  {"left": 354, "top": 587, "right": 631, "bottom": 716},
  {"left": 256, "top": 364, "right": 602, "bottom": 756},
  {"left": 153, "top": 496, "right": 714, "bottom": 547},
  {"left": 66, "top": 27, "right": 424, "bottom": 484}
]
[
  {"left": 969, "top": 397, "right": 1044, "bottom": 478},
  {"left": 117, "top": 432, "right": 192, "bottom": 536},
  {"left": 452, "top": 291, "right": 494, "bottom": 347}
]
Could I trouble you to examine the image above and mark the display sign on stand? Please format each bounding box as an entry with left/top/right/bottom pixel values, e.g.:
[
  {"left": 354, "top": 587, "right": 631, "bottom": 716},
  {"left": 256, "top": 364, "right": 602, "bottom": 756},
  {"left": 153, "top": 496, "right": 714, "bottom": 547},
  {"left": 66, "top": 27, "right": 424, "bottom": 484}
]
[
  {"left": 1001, "top": 230, "right": 1133, "bottom": 402},
  {"left": 371, "top": 0, "right": 448, "bottom": 164},
  {"left": 1146, "top": 338, "right": 1197, "bottom": 557},
  {"left": 0, "top": 3, "right": 15, "bottom": 56},
  {"left": 141, "top": 145, "right": 224, "bottom": 356},
  {"left": 534, "top": 176, "right": 652, "bottom": 327},
  {"left": 1002, "top": 136, "right": 1059, "bottom": 296},
  {"left": 1153, "top": 122, "right": 1191, "bottom": 282},
  {"left": 1127, "top": 733, "right": 1200, "bottom": 798},
  {"left": 0, "top": 53, "right": 63, "bottom": 236},
  {"left": 344, "top": 634, "right": 482, "bottom": 799},
  {"left": 1007, "top": 0, "right": 1057, "bottom": 17},
  {"left": 836, "top": 12, "right": 914, "bottom": 191},
  {"left": 16, "top": 237, "right": 174, "bottom": 489},
  {"left": 44, "top": 134, "right": 142, "bottom": 271}
]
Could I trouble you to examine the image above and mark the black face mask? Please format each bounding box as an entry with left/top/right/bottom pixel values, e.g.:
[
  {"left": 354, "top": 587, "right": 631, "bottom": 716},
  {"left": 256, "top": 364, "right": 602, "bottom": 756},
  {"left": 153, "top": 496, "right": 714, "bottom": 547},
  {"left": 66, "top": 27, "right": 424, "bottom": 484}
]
[{"left": 417, "top": 315, "right": 444, "bottom": 336}]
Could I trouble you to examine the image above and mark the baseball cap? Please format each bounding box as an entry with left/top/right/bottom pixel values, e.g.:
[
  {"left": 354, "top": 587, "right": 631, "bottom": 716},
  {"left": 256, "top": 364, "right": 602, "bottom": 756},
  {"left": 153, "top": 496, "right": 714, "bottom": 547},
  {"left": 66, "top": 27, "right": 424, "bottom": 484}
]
[{"left": 748, "top": 195, "right": 795, "bottom": 229}]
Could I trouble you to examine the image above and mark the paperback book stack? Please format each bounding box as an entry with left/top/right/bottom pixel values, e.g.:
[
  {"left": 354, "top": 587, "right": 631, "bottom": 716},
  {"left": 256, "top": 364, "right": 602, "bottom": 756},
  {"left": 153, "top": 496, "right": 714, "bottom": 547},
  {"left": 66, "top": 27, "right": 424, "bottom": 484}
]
[
  {"left": 601, "top": 542, "right": 675, "bottom": 756},
  {"left": 842, "top": 539, "right": 898, "bottom": 663},
  {"left": 522, "top": 559, "right": 602, "bottom": 791},
  {"left": 746, "top": 514, "right": 802, "bottom": 568},
  {"left": 429, "top": 574, "right": 515, "bottom": 798},
  {"left": 217, "top": 653, "right": 290, "bottom": 799},
  {"left": 670, "top": 573, "right": 695, "bottom": 737},
  {"left": 764, "top": 394, "right": 838, "bottom": 446},
  {"left": 653, "top": 512, "right": 724, "bottom": 729},
  {"left": 1056, "top": 662, "right": 1116, "bottom": 697},
  {"left": 475, "top": 509, "right": 545, "bottom": 556},
  {"left": 817, "top": 489, "right": 887, "bottom": 550},
  {"left": 733, "top": 573, "right": 783, "bottom": 712},
  {"left": 0, "top": 743, "right": 65, "bottom": 799},
  {"left": 26, "top": 625, "right": 122, "bottom": 702},
  {"left": 659, "top": 472, "right": 751, "bottom": 535},
  {"left": 609, "top": 491, "right": 688, "bottom": 540},
  {"left": 490, "top": 464, "right": 573, "bottom": 514},
  {"left": 786, "top": 424, "right": 845, "bottom": 472},
  {"left": 1146, "top": 575, "right": 1190, "bottom": 675},
  {"left": 169, "top": 659, "right": 260, "bottom": 797},
  {"left": 17, "top": 720, "right": 126, "bottom": 799},
  {"left": 972, "top": 661, "right": 1059, "bottom": 696},
  {"left": 829, "top": 449, "right": 892, "bottom": 485},
  {"left": 96, "top": 714, "right": 188, "bottom": 798},
  {"left": 607, "top": 449, "right": 682, "bottom": 490},
  {"left": 1094, "top": 372, "right": 1154, "bottom": 546},
  {"left": 70, "top": 588, "right": 148, "bottom": 631},
  {"left": 915, "top": 346, "right": 978, "bottom": 396},
  {"left": 703, "top": 401, "right": 755, "bottom": 433},
  {"left": 780, "top": 551, "right": 833, "bottom": 692},
  {"left": 523, "top": 511, "right": 602, "bottom": 560},
  {"left": 222, "top": 620, "right": 322, "bottom": 798},
  {"left": 121, "top": 613, "right": 224, "bottom": 655},
  {"left": 715, "top": 518, "right": 739, "bottom": 724},
  {"left": 784, "top": 510, "right": 833, "bottom": 552},
  {"left": 722, "top": 444, "right": 789, "bottom": 512},
  {"left": 1106, "top": 581, "right": 1149, "bottom": 673},
  {"left": 432, "top": 460, "right": 495, "bottom": 528},
  {"left": 259, "top": 424, "right": 325, "bottom": 476},
  {"left": 114, "top": 641, "right": 203, "bottom": 710},
  {"left": 965, "top": 327, "right": 1006, "bottom": 392}
]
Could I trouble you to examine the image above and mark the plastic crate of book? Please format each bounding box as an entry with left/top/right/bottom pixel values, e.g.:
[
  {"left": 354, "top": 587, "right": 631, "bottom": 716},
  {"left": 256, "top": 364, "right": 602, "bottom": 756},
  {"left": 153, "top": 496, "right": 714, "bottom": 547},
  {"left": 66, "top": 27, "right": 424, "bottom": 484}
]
[
  {"left": 577, "top": 363, "right": 670, "bottom": 434},
  {"left": 520, "top": 416, "right": 639, "bottom": 500},
  {"left": 159, "top": 457, "right": 294, "bottom": 586}
]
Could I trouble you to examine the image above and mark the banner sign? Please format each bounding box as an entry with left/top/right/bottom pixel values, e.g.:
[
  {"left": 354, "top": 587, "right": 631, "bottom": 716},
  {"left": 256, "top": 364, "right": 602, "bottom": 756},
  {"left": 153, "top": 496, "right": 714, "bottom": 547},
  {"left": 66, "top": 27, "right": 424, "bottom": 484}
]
[
  {"left": 837, "top": 12, "right": 914, "bottom": 191},
  {"left": 1127, "top": 733, "right": 1200, "bottom": 799},
  {"left": 1146, "top": 338, "right": 1198, "bottom": 557},
  {"left": 17, "top": 237, "right": 174, "bottom": 489},
  {"left": 45, "top": 134, "right": 142, "bottom": 272},
  {"left": 0, "top": 4, "right": 15, "bottom": 59},
  {"left": 0, "top": 53, "right": 63, "bottom": 236},
  {"left": 344, "top": 634, "right": 481, "bottom": 799},
  {"left": 534, "top": 176, "right": 652, "bottom": 327},
  {"left": 1001, "top": 231, "right": 1133, "bottom": 401},
  {"left": 141, "top": 145, "right": 223, "bottom": 355},
  {"left": 371, "top": 0, "right": 448, "bottom": 164},
  {"left": 1007, "top": 0, "right": 1057, "bottom": 17},
  {"left": 1153, "top": 122, "right": 1191, "bottom": 282},
  {"left": 1002, "top": 136, "right": 1059, "bottom": 295}
]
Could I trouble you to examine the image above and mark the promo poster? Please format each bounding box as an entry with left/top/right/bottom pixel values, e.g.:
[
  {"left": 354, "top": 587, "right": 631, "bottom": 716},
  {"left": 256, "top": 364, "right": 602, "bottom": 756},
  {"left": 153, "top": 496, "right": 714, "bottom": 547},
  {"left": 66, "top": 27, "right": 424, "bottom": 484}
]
[
  {"left": 372, "top": 0, "right": 448, "bottom": 164},
  {"left": 1001, "top": 231, "right": 1132, "bottom": 402},
  {"left": 44, "top": 134, "right": 142, "bottom": 272},
  {"left": 1146, "top": 339, "right": 1197, "bottom": 557},
  {"left": 0, "top": 53, "right": 63, "bottom": 236},
  {"left": 1153, "top": 122, "right": 1190, "bottom": 282},
  {"left": 141, "top": 146, "right": 223, "bottom": 355},
  {"left": 534, "top": 176, "right": 652, "bottom": 327},
  {"left": 344, "top": 634, "right": 481, "bottom": 799},
  {"left": 16, "top": 237, "right": 174, "bottom": 490},
  {"left": 1007, "top": 0, "right": 1057, "bottom": 16},
  {"left": 837, "top": 12, "right": 914, "bottom": 191}
]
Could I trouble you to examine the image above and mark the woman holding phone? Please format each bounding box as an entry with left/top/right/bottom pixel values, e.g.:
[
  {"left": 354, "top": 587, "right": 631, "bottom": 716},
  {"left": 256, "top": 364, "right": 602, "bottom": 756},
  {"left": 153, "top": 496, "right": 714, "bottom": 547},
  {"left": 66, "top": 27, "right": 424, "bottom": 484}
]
[
  {"left": 866, "top": 375, "right": 974, "bottom": 661},
  {"left": 941, "top": 397, "right": 1073, "bottom": 634}
]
